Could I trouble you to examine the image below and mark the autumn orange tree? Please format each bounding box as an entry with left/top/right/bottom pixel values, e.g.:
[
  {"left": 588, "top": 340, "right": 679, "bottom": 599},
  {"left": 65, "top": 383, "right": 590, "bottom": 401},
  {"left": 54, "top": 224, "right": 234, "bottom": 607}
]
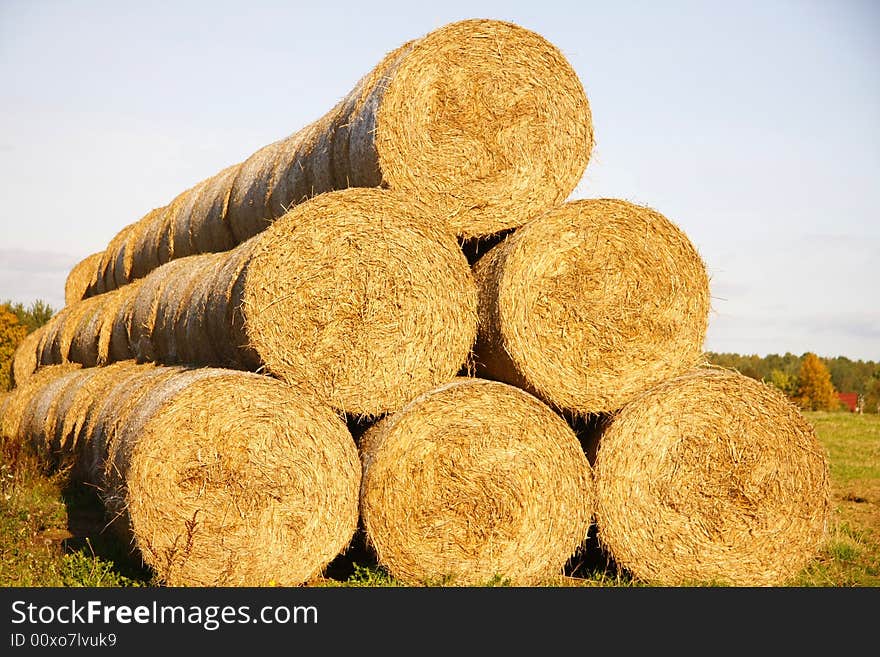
[
  {"left": 0, "top": 305, "right": 28, "bottom": 391},
  {"left": 794, "top": 352, "right": 839, "bottom": 411}
]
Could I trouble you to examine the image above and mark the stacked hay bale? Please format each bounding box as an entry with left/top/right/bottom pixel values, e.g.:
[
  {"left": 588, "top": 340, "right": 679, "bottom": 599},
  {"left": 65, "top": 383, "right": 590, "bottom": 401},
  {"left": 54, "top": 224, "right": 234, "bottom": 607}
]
[
  {"left": 24, "top": 189, "right": 479, "bottom": 418},
  {"left": 73, "top": 18, "right": 593, "bottom": 299},
  {"left": 5, "top": 17, "right": 830, "bottom": 588},
  {"left": 590, "top": 368, "right": 831, "bottom": 586},
  {"left": 0, "top": 362, "right": 360, "bottom": 586}
]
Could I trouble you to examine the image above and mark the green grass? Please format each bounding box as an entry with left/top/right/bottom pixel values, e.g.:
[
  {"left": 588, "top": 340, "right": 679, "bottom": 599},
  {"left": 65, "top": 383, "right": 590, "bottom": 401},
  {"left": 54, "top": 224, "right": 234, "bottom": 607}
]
[{"left": 1, "top": 411, "right": 878, "bottom": 587}]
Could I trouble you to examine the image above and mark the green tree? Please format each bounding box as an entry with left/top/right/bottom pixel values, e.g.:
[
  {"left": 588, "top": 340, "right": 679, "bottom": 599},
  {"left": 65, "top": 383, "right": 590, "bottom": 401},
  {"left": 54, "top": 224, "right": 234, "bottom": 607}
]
[
  {"left": 864, "top": 376, "right": 880, "bottom": 414},
  {"left": 767, "top": 369, "right": 797, "bottom": 397},
  {"left": 0, "top": 306, "right": 28, "bottom": 391},
  {"left": 794, "top": 352, "right": 839, "bottom": 411},
  {"left": 1, "top": 299, "right": 55, "bottom": 333}
]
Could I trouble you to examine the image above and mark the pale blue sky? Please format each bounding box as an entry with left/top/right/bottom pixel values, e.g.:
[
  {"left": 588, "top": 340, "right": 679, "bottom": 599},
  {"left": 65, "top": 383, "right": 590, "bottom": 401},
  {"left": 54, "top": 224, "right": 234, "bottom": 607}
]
[{"left": 1, "top": 0, "right": 878, "bottom": 360}]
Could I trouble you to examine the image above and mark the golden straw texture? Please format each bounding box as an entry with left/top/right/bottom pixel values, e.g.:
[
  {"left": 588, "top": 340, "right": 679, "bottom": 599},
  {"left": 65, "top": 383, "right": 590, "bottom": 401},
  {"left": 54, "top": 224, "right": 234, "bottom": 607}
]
[
  {"left": 244, "top": 188, "right": 478, "bottom": 416},
  {"left": 0, "top": 361, "right": 361, "bottom": 586},
  {"left": 41, "top": 189, "right": 478, "bottom": 417},
  {"left": 593, "top": 368, "right": 831, "bottom": 586},
  {"left": 473, "top": 198, "right": 710, "bottom": 415},
  {"left": 10, "top": 330, "right": 42, "bottom": 387},
  {"left": 360, "top": 377, "right": 593, "bottom": 585},
  {"left": 64, "top": 253, "right": 103, "bottom": 305}
]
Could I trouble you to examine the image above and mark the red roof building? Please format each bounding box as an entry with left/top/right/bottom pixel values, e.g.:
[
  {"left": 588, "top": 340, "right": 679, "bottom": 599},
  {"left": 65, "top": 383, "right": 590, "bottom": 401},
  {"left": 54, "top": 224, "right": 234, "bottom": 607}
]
[{"left": 838, "top": 392, "right": 859, "bottom": 412}]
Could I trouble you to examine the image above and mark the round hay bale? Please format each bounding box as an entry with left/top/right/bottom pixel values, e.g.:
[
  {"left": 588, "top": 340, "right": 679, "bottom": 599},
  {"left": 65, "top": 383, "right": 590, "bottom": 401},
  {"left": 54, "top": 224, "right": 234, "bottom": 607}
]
[
  {"left": 243, "top": 187, "right": 478, "bottom": 416},
  {"left": 79, "top": 20, "right": 591, "bottom": 298},
  {"left": 227, "top": 140, "right": 287, "bottom": 243},
  {"left": 48, "top": 367, "right": 106, "bottom": 464},
  {"left": 157, "top": 194, "right": 190, "bottom": 265},
  {"left": 107, "top": 281, "right": 143, "bottom": 363},
  {"left": 10, "top": 365, "right": 83, "bottom": 457},
  {"left": 359, "top": 377, "right": 593, "bottom": 585},
  {"left": 177, "top": 253, "right": 226, "bottom": 366},
  {"left": 129, "top": 208, "right": 165, "bottom": 280},
  {"left": 265, "top": 121, "right": 324, "bottom": 217},
  {"left": 11, "top": 329, "right": 43, "bottom": 387},
  {"left": 94, "top": 222, "right": 137, "bottom": 296},
  {"left": 188, "top": 164, "right": 239, "bottom": 255},
  {"left": 83, "top": 364, "right": 180, "bottom": 489},
  {"left": 171, "top": 179, "right": 213, "bottom": 260},
  {"left": 371, "top": 19, "right": 592, "bottom": 239},
  {"left": 150, "top": 254, "right": 214, "bottom": 364},
  {"left": 0, "top": 364, "right": 80, "bottom": 441},
  {"left": 102, "top": 368, "right": 360, "bottom": 586},
  {"left": 61, "top": 362, "right": 141, "bottom": 481},
  {"left": 67, "top": 297, "right": 107, "bottom": 366},
  {"left": 202, "top": 238, "right": 261, "bottom": 369},
  {"left": 593, "top": 368, "right": 831, "bottom": 586},
  {"left": 64, "top": 253, "right": 103, "bottom": 305},
  {"left": 37, "top": 308, "right": 69, "bottom": 365},
  {"left": 473, "top": 198, "right": 710, "bottom": 415},
  {"left": 128, "top": 257, "right": 196, "bottom": 362}
]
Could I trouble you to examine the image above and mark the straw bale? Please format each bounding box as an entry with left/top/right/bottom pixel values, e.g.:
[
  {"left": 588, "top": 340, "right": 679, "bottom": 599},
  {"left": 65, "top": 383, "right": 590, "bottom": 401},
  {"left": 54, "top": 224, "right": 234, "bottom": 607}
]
[
  {"left": 32, "top": 189, "right": 477, "bottom": 416},
  {"left": 64, "top": 253, "right": 103, "bottom": 305},
  {"left": 593, "top": 368, "right": 831, "bottom": 586},
  {"left": 10, "top": 330, "right": 43, "bottom": 387},
  {"left": 81, "top": 19, "right": 592, "bottom": 296},
  {"left": 243, "top": 188, "right": 478, "bottom": 415},
  {"left": 473, "top": 198, "right": 710, "bottom": 415},
  {"left": 360, "top": 377, "right": 593, "bottom": 585},
  {"left": 2, "top": 361, "right": 360, "bottom": 586}
]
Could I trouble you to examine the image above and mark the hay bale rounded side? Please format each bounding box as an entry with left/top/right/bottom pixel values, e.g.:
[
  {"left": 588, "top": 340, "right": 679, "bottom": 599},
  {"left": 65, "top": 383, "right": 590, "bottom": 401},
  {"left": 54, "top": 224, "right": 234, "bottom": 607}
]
[
  {"left": 111, "top": 370, "right": 360, "bottom": 586},
  {"left": 61, "top": 362, "right": 143, "bottom": 481},
  {"left": 107, "top": 281, "right": 143, "bottom": 363},
  {"left": 11, "top": 329, "right": 43, "bottom": 387},
  {"left": 128, "top": 257, "right": 197, "bottom": 363},
  {"left": 360, "top": 377, "right": 593, "bottom": 585},
  {"left": 67, "top": 298, "right": 106, "bottom": 367},
  {"left": 78, "top": 20, "right": 591, "bottom": 297},
  {"left": 177, "top": 253, "right": 226, "bottom": 366},
  {"left": 65, "top": 253, "right": 103, "bottom": 306},
  {"left": 129, "top": 208, "right": 166, "bottom": 280},
  {"left": 473, "top": 198, "right": 710, "bottom": 415},
  {"left": 243, "top": 188, "right": 479, "bottom": 416},
  {"left": 593, "top": 368, "right": 831, "bottom": 586}
]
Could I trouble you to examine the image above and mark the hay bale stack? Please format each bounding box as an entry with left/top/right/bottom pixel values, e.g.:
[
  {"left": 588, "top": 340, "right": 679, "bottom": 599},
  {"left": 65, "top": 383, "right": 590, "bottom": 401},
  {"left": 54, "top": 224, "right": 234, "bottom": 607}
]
[
  {"left": 360, "top": 377, "right": 593, "bottom": 585},
  {"left": 64, "top": 253, "right": 103, "bottom": 305},
  {"left": 593, "top": 368, "right": 831, "bottom": 586},
  {"left": 473, "top": 198, "right": 710, "bottom": 415},
  {"left": 0, "top": 361, "right": 361, "bottom": 586},
  {"left": 80, "top": 19, "right": 592, "bottom": 298},
  {"left": 40, "top": 189, "right": 478, "bottom": 417}
]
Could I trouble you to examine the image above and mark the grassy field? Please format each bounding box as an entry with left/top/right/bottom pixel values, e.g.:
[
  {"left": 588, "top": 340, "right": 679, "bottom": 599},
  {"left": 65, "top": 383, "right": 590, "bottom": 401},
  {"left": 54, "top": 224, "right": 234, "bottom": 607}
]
[{"left": 1, "top": 410, "right": 877, "bottom": 587}]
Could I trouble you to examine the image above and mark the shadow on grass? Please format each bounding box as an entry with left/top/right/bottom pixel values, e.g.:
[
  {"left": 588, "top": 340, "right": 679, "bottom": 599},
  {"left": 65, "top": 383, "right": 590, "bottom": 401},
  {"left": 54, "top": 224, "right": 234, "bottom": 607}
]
[{"left": 58, "top": 480, "right": 154, "bottom": 585}]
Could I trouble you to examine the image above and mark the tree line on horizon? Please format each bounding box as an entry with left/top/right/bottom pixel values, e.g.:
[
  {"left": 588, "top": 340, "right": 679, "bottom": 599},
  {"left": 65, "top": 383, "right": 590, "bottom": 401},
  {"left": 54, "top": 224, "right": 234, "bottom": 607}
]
[
  {"left": 1, "top": 299, "right": 878, "bottom": 412},
  {"left": 706, "top": 351, "right": 880, "bottom": 413}
]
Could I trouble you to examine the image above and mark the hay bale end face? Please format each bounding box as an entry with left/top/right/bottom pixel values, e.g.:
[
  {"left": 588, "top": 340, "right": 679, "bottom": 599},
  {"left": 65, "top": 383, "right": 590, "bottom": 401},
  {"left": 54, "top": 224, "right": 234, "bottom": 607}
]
[
  {"left": 473, "top": 198, "right": 710, "bottom": 415},
  {"left": 244, "top": 188, "right": 479, "bottom": 417},
  {"left": 373, "top": 19, "right": 593, "bottom": 239},
  {"left": 119, "top": 371, "right": 361, "bottom": 586},
  {"left": 593, "top": 368, "right": 831, "bottom": 586},
  {"left": 359, "top": 377, "right": 593, "bottom": 585}
]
